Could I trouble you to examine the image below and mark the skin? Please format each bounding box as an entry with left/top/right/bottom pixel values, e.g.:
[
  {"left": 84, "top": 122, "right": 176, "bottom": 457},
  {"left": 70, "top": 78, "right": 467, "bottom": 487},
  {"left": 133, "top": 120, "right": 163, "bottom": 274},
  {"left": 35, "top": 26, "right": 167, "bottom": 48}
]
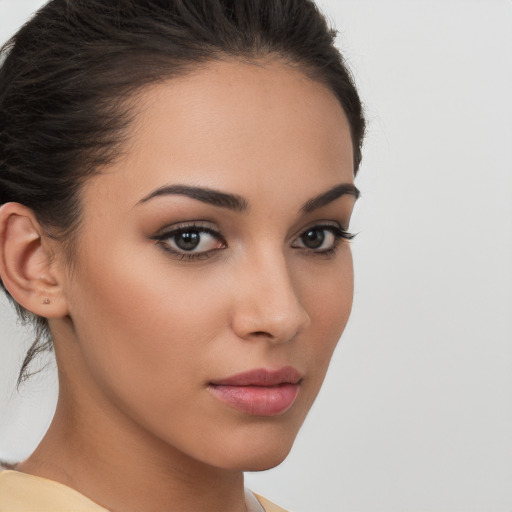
[{"left": 3, "top": 59, "right": 357, "bottom": 512}]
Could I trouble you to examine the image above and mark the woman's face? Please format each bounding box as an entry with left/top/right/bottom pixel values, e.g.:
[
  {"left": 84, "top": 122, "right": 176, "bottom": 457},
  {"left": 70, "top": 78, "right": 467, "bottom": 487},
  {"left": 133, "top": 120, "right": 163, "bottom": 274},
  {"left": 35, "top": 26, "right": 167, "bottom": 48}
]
[{"left": 54, "top": 59, "right": 357, "bottom": 471}]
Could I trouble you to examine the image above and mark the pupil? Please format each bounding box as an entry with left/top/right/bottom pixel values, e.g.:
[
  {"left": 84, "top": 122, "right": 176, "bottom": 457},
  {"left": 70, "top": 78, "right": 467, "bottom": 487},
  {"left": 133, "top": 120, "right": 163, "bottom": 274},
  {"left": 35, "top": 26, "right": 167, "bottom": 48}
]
[
  {"left": 175, "top": 231, "right": 200, "bottom": 251},
  {"left": 303, "top": 229, "right": 324, "bottom": 249}
]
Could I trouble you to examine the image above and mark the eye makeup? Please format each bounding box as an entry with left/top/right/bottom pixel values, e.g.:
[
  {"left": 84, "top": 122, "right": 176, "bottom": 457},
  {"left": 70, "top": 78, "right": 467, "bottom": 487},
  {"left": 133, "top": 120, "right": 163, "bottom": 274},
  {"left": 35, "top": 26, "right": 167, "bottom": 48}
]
[
  {"left": 149, "top": 218, "right": 355, "bottom": 262},
  {"left": 291, "top": 222, "right": 355, "bottom": 258},
  {"left": 150, "top": 220, "right": 227, "bottom": 261}
]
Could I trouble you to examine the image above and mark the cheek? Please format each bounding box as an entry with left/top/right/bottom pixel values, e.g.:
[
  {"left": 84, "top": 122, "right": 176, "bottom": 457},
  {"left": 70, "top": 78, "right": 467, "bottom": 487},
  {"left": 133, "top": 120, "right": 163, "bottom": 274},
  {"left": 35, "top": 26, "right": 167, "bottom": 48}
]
[
  {"left": 65, "top": 243, "right": 229, "bottom": 400},
  {"left": 63, "top": 249, "right": 241, "bottom": 452},
  {"left": 301, "top": 251, "right": 353, "bottom": 373}
]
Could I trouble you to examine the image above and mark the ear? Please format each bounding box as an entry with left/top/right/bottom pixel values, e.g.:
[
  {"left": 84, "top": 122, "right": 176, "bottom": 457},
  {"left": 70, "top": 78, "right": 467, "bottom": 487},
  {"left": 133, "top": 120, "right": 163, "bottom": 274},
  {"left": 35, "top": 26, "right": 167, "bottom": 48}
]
[{"left": 0, "top": 202, "right": 69, "bottom": 318}]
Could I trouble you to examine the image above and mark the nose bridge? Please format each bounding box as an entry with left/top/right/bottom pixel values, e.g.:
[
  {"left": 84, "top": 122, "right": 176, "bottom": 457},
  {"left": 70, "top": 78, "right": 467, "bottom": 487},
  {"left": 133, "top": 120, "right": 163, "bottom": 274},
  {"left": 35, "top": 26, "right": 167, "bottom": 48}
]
[{"left": 231, "top": 246, "right": 310, "bottom": 342}]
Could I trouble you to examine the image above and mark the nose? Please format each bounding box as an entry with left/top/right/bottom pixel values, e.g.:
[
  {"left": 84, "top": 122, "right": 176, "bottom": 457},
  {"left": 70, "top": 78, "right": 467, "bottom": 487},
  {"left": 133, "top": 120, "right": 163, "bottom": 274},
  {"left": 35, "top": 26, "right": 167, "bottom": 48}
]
[{"left": 230, "top": 251, "right": 311, "bottom": 343}]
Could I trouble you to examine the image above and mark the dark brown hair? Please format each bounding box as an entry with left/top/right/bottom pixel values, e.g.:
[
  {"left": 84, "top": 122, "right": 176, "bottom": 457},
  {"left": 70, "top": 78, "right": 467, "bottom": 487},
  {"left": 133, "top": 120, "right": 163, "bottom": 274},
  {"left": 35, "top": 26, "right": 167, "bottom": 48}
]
[{"left": 0, "top": 0, "right": 365, "bottom": 384}]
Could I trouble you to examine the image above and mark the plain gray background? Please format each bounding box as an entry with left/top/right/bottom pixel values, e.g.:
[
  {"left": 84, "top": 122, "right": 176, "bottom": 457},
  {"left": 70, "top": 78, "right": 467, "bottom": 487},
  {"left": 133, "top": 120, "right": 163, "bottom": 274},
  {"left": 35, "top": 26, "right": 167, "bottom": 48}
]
[{"left": 1, "top": 1, "right": 511, "bottom": 511}]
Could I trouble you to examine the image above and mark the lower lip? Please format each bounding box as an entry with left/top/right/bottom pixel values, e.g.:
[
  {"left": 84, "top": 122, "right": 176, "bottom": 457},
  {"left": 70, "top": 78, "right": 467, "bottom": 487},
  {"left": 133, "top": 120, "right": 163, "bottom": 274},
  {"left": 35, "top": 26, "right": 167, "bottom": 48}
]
[{"left": 208, "top": 383, "right": 300, "bottom": 416}]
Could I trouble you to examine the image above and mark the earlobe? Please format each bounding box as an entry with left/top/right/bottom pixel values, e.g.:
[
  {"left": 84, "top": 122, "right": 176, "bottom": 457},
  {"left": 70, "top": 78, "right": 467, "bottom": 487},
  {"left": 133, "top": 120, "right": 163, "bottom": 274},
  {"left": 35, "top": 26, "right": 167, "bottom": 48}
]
[{"left": 0, "top": 202, "right": 68, "bottom": 318}]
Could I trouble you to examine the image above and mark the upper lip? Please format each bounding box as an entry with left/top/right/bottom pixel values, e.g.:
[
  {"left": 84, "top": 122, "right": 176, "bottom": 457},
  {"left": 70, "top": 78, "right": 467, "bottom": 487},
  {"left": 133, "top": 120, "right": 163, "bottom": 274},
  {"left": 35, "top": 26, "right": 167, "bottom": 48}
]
[{"left": 210, "top": 366, "right": 302, "bottom": 387}]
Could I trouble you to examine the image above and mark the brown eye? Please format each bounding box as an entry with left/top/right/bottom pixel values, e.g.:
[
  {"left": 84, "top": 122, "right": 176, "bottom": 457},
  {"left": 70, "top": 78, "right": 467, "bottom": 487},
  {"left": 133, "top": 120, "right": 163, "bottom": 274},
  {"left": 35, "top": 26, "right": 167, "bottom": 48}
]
[
  {"left": 174, "top": 231, "right": 201, "bottom": 251},
  {"left": 301, "top": 229, "right": 325, "bottom": 249},
  {"left": 291, "top": 224, "right": 353, "bottom": 253},
  {"left": 153, "top": 224, "right": 226, "bottom": 259},
  {"left": 164, "top": 229, "right": 224, "bottom": 253}
]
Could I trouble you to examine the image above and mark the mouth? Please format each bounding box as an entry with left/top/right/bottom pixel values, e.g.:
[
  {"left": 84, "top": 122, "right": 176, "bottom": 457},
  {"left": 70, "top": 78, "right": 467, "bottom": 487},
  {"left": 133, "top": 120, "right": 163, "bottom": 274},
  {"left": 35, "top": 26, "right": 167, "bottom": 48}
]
[{"left": 208, "top": 367, "right": 302, "bottom": 416}]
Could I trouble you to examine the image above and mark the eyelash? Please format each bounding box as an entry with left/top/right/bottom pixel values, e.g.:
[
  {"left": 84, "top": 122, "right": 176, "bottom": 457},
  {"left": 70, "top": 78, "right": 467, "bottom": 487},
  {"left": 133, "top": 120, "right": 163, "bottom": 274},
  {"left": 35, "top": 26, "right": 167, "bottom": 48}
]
[
  {"left": 151, "top": 221, "right": 355, "bottom": 261},
  {"left": 151, "top": 221, "right": 226, "bottom": 261},
  {"left": 292, "top": 224, "right": 355, "bottom": 257}
]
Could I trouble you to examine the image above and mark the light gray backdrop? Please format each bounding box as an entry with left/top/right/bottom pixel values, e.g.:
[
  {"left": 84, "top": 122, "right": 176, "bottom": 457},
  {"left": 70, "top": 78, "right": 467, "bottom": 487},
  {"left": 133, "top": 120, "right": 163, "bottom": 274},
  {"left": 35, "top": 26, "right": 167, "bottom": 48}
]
[{"left": 1, "top": 1, "right": 511, "bottom": 511}]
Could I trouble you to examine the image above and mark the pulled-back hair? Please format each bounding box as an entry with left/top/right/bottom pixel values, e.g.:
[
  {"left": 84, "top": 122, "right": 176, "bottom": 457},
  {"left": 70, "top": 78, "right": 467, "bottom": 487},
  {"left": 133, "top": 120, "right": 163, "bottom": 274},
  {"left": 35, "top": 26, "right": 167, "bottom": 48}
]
[{"left": 0, "top": 0, "right": 365, "bottom": 384}]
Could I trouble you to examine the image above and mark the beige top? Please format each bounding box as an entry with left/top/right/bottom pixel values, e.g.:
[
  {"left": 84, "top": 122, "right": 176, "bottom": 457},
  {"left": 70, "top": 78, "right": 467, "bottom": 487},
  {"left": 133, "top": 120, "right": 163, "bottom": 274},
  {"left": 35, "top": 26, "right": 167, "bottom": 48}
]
[{"left": 0, "top": 470, "right": 288, "bottom": 512}]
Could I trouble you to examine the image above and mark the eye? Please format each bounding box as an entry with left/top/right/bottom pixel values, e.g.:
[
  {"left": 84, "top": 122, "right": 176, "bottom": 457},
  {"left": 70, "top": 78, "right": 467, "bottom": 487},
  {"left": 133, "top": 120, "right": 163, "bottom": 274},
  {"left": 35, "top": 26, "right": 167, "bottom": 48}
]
[
  {"left": 299, "top": 228, "right": 332, "bottom": 249},
  {"left": 291, "top": 224, "right": 354, "bottom": 253},
  {"left": 171, "top": 230, "right": 213, "bottom": 252},
  {"left": 151, "top": 223, "right": 226, "bottom": 260}
]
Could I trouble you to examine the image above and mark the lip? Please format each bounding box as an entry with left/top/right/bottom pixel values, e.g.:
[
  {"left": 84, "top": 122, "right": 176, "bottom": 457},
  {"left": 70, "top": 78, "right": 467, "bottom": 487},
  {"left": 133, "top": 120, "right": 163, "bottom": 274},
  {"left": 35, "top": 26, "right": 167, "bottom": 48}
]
[{"left": 208, "top": 367, "right": 302, "bottom": 416}]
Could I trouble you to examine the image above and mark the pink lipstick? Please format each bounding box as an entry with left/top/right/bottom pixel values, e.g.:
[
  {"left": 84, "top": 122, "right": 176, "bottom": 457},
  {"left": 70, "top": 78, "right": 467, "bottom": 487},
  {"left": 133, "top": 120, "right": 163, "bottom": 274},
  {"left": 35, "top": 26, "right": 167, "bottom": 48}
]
[{"left": 208, "top": 367, "right": 302, "bottom": 416}]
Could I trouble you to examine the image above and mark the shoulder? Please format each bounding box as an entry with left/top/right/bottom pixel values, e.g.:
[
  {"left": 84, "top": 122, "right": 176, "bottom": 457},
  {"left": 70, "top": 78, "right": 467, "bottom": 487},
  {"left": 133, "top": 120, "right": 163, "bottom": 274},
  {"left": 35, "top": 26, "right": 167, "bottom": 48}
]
[
  {"left": 0, "top": 470, "right": 108, "bottom": 512},
  {"left": 253, "top": 492, "right": 290, "bottom": 512},
  {"left": 0, "top": 471, "right": 292, "bottom": 512}
]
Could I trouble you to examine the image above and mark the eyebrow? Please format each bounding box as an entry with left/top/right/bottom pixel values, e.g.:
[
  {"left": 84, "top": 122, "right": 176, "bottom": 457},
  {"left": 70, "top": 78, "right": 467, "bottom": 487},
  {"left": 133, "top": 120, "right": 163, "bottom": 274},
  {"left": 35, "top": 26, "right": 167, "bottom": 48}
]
[
  {"left": 137, "top": 182, "right": 359, "bottom": 213},
  {"left": 301, "top": 183, "right": 360, "bottom": 213},
  {"left": 138, "top": 184, "right": 249, "bottom": 212}
]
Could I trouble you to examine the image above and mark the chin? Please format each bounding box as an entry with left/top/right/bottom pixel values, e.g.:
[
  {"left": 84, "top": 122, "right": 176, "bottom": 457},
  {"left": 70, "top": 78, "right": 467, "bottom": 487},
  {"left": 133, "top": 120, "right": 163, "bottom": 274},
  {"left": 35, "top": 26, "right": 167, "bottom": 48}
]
[
  {"left": 239, "top": 452, "right": 291, "bottom": 472},
  {"left": 210, "top": 426, "right": 299, "bottom": 472}
]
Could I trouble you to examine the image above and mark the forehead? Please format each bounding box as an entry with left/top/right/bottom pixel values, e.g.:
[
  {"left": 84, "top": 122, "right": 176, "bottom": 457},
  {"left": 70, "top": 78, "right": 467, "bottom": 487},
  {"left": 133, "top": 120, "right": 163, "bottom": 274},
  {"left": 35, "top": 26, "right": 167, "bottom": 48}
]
[{"left": 81, "top": 59, "right": 354, "bottom": 212}]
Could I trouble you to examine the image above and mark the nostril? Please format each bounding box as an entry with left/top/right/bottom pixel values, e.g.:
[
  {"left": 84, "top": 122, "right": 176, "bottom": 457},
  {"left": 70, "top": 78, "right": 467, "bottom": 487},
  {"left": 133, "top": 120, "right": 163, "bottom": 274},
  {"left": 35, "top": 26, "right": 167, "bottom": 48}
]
[{"left": 251, "top": 331, "right": 272, "bottom": 338}]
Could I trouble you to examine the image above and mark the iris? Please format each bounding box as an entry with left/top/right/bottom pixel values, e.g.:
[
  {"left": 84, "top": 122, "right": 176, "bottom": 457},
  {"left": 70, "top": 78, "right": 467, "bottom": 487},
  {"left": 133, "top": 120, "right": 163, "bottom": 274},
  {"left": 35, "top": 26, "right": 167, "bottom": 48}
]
[{"left": 301, "top": 229, "right": 325, "bottom": 249}]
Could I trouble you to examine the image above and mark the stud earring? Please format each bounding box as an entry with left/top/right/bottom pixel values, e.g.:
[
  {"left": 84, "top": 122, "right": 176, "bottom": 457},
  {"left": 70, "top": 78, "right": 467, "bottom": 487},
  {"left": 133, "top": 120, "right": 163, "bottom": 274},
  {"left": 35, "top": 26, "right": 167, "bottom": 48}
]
[{"left": 43, "top": 298, "right": 50, "bottom": 305}]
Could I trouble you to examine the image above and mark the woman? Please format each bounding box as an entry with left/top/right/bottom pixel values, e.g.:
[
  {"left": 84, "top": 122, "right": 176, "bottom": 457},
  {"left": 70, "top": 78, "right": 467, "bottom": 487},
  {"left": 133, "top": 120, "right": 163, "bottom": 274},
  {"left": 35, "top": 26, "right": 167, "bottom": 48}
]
[{"left": 0, "top": 0, "right": 364, "bottom": 510}]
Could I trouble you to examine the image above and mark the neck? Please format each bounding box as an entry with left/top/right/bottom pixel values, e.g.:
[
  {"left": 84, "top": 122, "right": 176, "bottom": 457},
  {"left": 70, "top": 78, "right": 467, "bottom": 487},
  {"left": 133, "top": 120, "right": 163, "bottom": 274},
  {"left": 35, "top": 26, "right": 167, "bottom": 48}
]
[{"left": 17, "top": 375, "right": 247, "bottom": 512}]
